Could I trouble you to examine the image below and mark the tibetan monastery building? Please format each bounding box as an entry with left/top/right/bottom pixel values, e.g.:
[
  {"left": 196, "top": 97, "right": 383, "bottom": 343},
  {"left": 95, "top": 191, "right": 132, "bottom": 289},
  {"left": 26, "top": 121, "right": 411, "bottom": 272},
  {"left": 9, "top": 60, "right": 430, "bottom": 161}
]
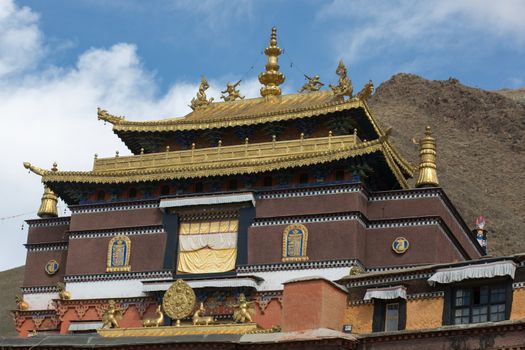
[{"left": 9, "top": 28, "right": 525, "bottom": 350}]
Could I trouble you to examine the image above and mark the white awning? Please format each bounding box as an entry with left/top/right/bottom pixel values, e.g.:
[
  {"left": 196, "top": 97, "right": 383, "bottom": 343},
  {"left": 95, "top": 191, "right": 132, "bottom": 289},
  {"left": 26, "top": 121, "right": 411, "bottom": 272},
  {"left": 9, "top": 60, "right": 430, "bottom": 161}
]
[
  {"left": 160, "top": 193, "right": 255, "bottom": 209},
  {"left": 143, "top": 277, "right": 260, "bottom": 292},
  {"left": 428, "top": 260, "right": 517, "bottom": 286},
  {"left": 68, "top": 322, "right": 103, "bottom": 332},
  {"left": 364, "top": 286, "right": 407, "bottom": 300}
]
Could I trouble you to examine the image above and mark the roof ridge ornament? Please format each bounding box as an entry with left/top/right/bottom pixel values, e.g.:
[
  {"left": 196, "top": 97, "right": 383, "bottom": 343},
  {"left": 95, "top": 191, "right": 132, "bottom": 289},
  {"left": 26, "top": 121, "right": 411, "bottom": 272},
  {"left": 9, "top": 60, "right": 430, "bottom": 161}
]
[
  {"left": 414, "top": 126, "right": 439, "bottom": 188},
  {"left": 221, "top": 80, "right": 245, "bottom": 101},
  {"left": 299, "top": 74, "right": 324, "bottom": 93},
  {"left": 190, "top": 76, "right": 214, "bottom": 110},
  {"left": 355, "top": 80, "right": 374, "bottom": 101},
  {"left": 97, "top": 108, "right": 125, "bottom": 125},
  {"left": 329, "top": 60, "right": 353, "bottom": 99},
  {"left": 258, "top": 27, "right": 285, "bottom": 99}
]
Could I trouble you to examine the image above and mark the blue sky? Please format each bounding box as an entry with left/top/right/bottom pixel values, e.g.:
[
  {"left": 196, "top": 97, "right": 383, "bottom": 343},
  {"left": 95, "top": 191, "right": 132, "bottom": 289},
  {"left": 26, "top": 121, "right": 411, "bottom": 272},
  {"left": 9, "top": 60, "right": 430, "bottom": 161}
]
[{"left": 1, "top": 0, "right": 524, "bottom": 271}]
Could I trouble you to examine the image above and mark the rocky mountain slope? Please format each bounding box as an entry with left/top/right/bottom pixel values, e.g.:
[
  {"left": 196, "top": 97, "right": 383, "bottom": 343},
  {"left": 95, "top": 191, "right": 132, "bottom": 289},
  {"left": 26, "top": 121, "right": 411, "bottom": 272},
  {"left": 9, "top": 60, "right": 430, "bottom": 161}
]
[
  {"left": 0, "top": 74, "right": 523, "bottom": 336},
  {"left": 369, "top": 73, "right": 525, "bottom": 257},
  {"left": 0, "top": 266, "right": 24, "bottom": 336}
]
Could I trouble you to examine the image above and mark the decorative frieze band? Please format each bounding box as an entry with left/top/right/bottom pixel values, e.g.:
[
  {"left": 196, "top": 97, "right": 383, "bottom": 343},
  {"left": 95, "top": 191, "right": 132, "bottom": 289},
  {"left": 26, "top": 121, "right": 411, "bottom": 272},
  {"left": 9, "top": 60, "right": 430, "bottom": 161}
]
[
  {"left": 253, "top": 212, "right": 441, "bottom": 230},
  {"left": 69, "top": 226, "right": 165, "bottom": 239},
  {"left": 369, "top": 189, "right": 440, "bottom": 202},
  {"left": 26, "top": 243, "right": 68, "bottom": 252},
  {"left": 64, "top": 270, "right": 172, "bottom": 283},
  {"left": 21, "top": 286, "right": 59, "bottom": 294},
  {"left": 70, "top": 200, "right": 159, "bottom": 214},
  {"left": 26, "top": 217, "right": 70, "bottom": 228},
  {"left": 345, "top": 273, "right": 433, "bottom": 288},
  {"left": 237, "top": 259, "right": 362, "bottom": 273},
  {"left": 256, "top": 183, "right": 361, "bottom": 200},
  {"left": 348, "top": 291, "right": 445, "bottom": 305},
  {"left": 513, "top": 282, "right": 525, "bottom": 289},
  {"left": 252, "top": 213, "right": 360, "bottom": 227}
]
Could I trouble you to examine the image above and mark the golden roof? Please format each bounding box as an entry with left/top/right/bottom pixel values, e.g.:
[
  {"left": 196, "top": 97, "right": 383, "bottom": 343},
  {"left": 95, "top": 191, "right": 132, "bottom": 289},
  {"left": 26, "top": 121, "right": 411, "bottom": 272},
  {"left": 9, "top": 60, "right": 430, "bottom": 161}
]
[
  {"left": 24, "top": 133, "right": 412, "bottom": 188},
  {"left": 98, "top": 91, "right": 370, "bottom": 133}
]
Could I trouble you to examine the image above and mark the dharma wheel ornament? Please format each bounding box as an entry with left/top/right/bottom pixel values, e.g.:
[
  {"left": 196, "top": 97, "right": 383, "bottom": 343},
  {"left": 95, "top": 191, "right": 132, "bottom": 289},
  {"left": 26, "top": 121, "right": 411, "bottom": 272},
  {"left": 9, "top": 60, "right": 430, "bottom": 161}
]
[{"left": 162, "top": 279, "right": 196, "bottom": 326}]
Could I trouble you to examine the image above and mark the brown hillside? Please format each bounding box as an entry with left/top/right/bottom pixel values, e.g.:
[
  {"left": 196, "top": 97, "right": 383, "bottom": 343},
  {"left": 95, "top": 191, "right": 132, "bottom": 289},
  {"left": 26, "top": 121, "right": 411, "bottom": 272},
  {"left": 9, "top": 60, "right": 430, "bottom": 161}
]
[
  {"left": 0, "top": 266, "right": 24, "bottom": 336},
  {"left": 369, "top": 73, "right": 525, "bottom": 256}
]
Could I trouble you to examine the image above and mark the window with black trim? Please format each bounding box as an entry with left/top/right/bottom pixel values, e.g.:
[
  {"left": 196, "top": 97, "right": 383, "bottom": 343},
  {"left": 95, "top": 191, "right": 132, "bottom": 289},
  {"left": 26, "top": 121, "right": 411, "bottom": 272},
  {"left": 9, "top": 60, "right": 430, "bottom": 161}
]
[
  {"left": 452, "top": 285, "right": 508, "bottom": 324},
  {"left": 372, "top": 299, "right": 406, "bottom": 332}
]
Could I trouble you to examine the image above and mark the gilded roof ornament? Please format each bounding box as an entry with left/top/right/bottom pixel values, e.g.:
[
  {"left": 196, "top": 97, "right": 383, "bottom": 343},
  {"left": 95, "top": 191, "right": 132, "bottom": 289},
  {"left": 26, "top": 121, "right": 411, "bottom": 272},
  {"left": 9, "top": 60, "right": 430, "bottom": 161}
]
[
  {"left": 221, "top": 80, "right": 244, "bottom": 101},
  {"left": 329, "top": 60, "right": 353, "bottom": 98},
  {"left": 37, "top": 186, "right": 58, "bottom": 218},
  {"left": 355, "top": 80, "right": 374, "bottom": 101},
  {"left": 97, "top": 108, "right": 125, "bottom": 124},
  {"left": 190, "top": 76, "right": 214, "bottom": 110},
  {"left": 414, "top": 126, "right": 439, "bottom": 188},
  {"left": 299, "top": 74, "right": 324, "bottom": 93},
  {"left": 258, "top": 27, "right": 285, "bottom": 98}
]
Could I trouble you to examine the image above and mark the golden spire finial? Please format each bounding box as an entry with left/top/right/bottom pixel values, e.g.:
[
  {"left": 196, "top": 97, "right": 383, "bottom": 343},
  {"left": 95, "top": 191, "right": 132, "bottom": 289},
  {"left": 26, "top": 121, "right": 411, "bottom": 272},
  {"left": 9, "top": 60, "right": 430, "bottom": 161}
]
[
  {"left": 258, "top": 27, "right": 285, "bottom": 98},
  {"left": 415, "top": 126, "right": 439, "bottom": 188},
  {"left": 37, "top": 186, "right": 58, "bottom": 218}
]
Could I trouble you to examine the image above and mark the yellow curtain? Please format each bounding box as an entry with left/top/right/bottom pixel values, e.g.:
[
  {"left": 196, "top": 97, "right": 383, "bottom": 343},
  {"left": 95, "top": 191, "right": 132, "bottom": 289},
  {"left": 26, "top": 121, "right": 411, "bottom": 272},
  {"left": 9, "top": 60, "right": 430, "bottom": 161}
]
[{"left": 177, "top": 247, "right": 237, "bottom": 273}]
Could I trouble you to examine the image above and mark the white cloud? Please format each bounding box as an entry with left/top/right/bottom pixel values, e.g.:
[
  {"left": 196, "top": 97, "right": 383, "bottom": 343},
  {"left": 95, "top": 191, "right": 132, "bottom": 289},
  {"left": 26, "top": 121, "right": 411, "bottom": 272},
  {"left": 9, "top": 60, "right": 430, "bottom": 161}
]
[
  {"left": 0, "top": 0, "right": 262, "bottom": 271},
  {"left": 319, "top": 0, "right": 525, "bottom": 63},
  {"left": 0, "top": 0, "right": 42, "bottom": 77}
]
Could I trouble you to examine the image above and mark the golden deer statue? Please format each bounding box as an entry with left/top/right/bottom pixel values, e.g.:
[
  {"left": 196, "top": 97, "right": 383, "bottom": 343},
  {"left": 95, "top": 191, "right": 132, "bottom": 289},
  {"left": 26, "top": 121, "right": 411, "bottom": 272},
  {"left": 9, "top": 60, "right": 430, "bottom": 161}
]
[
  {"left": 56, "top": 282, "right": 71, "bottom": 300},
  {"left": 192, "top": 302, "right": 215, "bottom": 326},
  {"left": 143, "top": 305, "right": 164, "bottom": 327}
]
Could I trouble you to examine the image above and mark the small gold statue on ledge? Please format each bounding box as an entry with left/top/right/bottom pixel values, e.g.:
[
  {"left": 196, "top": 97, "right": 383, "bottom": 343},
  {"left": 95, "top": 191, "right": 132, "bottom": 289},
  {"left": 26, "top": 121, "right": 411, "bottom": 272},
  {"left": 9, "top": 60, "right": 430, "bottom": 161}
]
[
  {"left": 232, "top": 293, "right": 255, "bottom": 323},
  {"left": 355, "top": 80, "right": 374, "bottom": 101},
  {"left": 221, "top": 80, "right": 244, "bottom": 101},
  {"left": 190, "top": 76, "right": 214, "bottom": 110},
  {"left": 143, "top": 305, "right": 164, "bottom": 327},
  {"left": 57, "top": 282, "right": 71, "bottom": 300},
  {"left": 299, "top": 74, "right": 324, "bottom": 93},
  {"left": 192, "top": 302, "right": 215, "bottom": 325},
  {"left": 15, "top": 295, "right": 29, "bottom": 311},
  {"left": 329, "top": 60, "right": 353, "bottom": 98},
  {"left": 101, "top": 300, "right": 123, "bottom": 329}
]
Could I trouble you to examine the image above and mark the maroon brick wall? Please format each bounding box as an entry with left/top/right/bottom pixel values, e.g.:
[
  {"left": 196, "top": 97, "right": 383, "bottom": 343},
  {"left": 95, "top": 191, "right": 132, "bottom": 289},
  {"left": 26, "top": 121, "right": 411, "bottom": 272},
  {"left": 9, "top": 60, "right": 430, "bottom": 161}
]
[
  {"left": 69, "top": 208, "right": 162, "bottom": 231},
  {"left": 27, "top": 224, "right": 69, "bottom": 244},
  {"left": 65, "top": 233, "right": 166, "bottom": 275},
  {"left": 23, "top": 250, "right": 68, "bottom": 287}
]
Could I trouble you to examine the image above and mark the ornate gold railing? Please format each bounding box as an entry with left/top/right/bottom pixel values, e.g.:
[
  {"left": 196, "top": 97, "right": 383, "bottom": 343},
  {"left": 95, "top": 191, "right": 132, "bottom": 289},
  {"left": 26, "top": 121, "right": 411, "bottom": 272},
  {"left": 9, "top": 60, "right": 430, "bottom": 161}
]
[{"left": 93, "top": 132, "right": 360, "bottom": 172}]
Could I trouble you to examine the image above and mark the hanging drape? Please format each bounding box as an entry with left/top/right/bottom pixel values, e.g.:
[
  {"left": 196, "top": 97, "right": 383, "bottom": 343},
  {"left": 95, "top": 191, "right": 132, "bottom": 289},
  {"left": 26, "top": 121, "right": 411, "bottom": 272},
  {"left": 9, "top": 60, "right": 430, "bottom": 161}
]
[{"left": 177, "top": 219, "right": 238, "bottom": 274}]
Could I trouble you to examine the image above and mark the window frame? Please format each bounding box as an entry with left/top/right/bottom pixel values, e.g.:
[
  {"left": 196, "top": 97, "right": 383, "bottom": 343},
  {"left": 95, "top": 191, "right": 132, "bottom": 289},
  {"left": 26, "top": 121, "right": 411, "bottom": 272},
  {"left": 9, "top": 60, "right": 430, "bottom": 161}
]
[
  {"left": 443, "top": 278, "right": 513, "bottom": 326},
  {"left": 372, "top": 298, "right": 406, "bottom": 332}
]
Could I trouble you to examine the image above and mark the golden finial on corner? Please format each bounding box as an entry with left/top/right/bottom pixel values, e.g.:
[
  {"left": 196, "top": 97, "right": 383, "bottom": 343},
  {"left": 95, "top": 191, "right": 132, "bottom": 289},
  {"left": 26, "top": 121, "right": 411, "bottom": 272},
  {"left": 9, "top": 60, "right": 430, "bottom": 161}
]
[
  {"left": 414, "top": 126, "right": 439, "bottom": 188},
  {"left": 258, "top": 27, "right": 285, "bottom": 98},
  {"left": 355, "top": 80, "right": 374, "bottom": 100},
  {"left": 37, "top": 186, "right": 58, "bottom": 218}
]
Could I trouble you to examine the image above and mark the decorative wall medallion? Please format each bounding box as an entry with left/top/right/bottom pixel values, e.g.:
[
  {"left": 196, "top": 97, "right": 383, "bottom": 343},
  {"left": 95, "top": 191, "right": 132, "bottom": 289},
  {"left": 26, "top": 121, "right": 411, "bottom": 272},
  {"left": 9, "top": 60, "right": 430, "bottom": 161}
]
[
  {"left": 162, "top": 279, "right": 196, "bottom": 326},
  {"left": 282, "top": 223, "right": 309, "bottom": 262},
  {"left": 44, "top": 260, "right": 59, "bottom": 275},
  {"left": 106, "top": 235, "right": 131, "bottom": 272},
  {"left": 392, "top": 237, "right": 409, "bottom": 254}
]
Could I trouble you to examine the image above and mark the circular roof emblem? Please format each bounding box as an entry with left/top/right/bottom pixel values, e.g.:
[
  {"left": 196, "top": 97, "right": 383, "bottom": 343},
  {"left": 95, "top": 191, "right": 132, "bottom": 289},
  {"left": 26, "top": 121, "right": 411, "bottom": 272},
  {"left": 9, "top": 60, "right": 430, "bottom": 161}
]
[
  {"left": 45, "top": 260, "right": 60, "bottom": 275},
  {"left": 392, "top": 237, "right": 409, "bottom": 254}
]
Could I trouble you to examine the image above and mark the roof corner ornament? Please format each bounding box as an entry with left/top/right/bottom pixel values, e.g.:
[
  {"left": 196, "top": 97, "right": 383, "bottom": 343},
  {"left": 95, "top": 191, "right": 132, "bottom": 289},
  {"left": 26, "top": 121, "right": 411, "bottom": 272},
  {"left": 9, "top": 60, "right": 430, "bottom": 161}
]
[
  {"left": 190, "top": 76, "right": 214, "bottom": 110},
  {"left": 221, "top": 80, "right": 244, "bottom": 102},
  {"left": 329, "top": 60, "right": 353, "bottom": 99},
  {"left": 23, "top": 162, "right": 47, "bottom": 176},
  {"left": 414, "top": 126, "right": 439, "bottom": 188},
  {"left": 97, "top": 108, "right": 125, "bottom": 125},
  {"left": 355, "top": 80, "right": 374, "bottom": 101},
  {"left": 299, "top": 74, "right": 324, "bottom": 93},
  {"left": 258, "top": 27, "right": 285, "bottom": 98}
]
